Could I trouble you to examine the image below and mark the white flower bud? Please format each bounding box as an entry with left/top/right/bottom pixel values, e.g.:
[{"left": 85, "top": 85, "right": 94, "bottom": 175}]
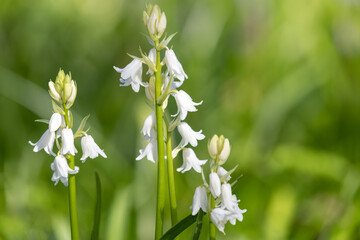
[
  {"left": 217, "top": 135, "right": 225, "bottom": 154},
  {"left": 209, "top": 172, "right": 221, "bottom": 198},
  {"left": 48, "top": 81, "right": 61, "bottom": 102},
  {"left": 158, "top": 12, "right": 167, "bottom": 36},
  {"left": 208, "top": 134, "right": 218, "bottom": 158},
  {"left": 218, "top": 138, "right": 230, "bottom": 165},
  {"left": 66, "top": 80, "right": 77, "bottom": 108}
]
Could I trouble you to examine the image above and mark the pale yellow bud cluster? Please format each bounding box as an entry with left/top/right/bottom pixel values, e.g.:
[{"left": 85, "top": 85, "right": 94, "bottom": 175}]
[
  {"left": 208, "top": 135, "right": 231, "bottom": 165},
  {"left": 143, "top": 4, "right": 167, "bottom": 40},
  {"left": 48, "top": 69, "right": 77, "bottom": 109}
]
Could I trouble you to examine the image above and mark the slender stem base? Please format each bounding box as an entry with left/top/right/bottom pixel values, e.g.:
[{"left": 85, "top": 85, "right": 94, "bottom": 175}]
[
  {"left": 166, "top": 133, "right": 178, "bottom": 226},
  {"left": 154, "top": 40, "right": 166, "bottom": 240},
  {"left": 68, "top": 155, "right": 79, "bottom": 240},
  {"left": 209, "top": 195, "right": 216, "bottom": 240}
]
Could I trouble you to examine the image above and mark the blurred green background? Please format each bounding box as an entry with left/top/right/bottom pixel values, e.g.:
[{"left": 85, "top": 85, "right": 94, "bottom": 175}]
[{"left": 1, "top": 0, "right": 360, "bottom": 239}]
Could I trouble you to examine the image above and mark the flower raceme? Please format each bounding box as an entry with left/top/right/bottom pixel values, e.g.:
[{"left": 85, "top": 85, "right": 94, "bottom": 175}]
[{"left": 29, "top": 69, "right": 107, "bottom": 187}]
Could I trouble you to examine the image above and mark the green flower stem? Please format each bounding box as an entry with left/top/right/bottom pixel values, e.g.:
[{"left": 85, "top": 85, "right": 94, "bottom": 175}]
[
  {"left": 154, "top": 40, "right": 166, "bottom": 240},
  {"left": 209, "top": 195, "right": 216, "bottom": 240},
  {"left": 166, "top": 132, "right": 178, "bottom": 227},
  {"left": 63, "top": 104, "right": 79, "bottom": 240},
  {"left": 67, "top": 155, "right": 79, "bottom": 240}
]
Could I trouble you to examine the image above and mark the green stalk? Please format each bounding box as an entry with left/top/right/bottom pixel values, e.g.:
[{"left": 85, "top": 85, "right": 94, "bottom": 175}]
[
  {"left": 68, "top": 155, "right": 79, "bottom": 240},
  {"left": 208, "top": 194, "right": 216, "bottom": 240},
  {"left": 63, "top": 104, "right": 79, "bottom": 240},
  {"left": 154, "top": 40, "right": 166, "bottom": 240},
  {"left": 166, "top": 132, "right": 178, "bottom": 227}
]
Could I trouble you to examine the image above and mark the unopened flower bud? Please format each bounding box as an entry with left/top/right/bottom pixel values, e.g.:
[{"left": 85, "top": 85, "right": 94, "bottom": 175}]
[
  {"left": 55, "top": 69, "right": 65, "bottom": 86},
  {"left": 218, "top": 138, "right": 230, "bottom": 165},
  {"left": 217, "top": 135, "right": 225, "bottom": 154},
  {"left": 208, "top": 134, "right": 219, "bottom": 158},
  {"left": 158, "top": 12, "right": 167, "bottom": 36},
  {"left": 145, "top": 76, "right": 155, "bottom": 102},
  {"left": 48, "top": 81, "right": 61, "bottom": 102},
  {"left": 64, "top": 82, "right": 73, "bottom": 102},
  {"left": 66, "top": 80, "right": 77, "bottom": 108},
  {"left": 143, "top": 11, "right": 149, "bottom": 27},
  {"left": 209, "top": 172, "right": 221, "bottom": 198},
  {"left": 146, "top": 5, "right": 166, "bottom": 39}
]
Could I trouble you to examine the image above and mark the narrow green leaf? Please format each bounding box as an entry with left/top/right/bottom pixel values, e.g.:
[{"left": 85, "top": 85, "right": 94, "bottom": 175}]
[
  {"left": 91, "top": 172, "right": 102, "bottom": 240},
  {"left": 160, "top": 213, "right": 204, "bottom": 240},
  {"left": 191, "top": 210, "right": 205, "bottom": 240}
]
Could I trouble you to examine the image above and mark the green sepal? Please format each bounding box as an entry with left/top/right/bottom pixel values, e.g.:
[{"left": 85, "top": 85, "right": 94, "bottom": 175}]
[
  {"left": 168, "top": 114, "right": 180, "bottom": 132},
  {"left": 127, "top": 53, "right": 139, "bottom": 60},
  {"left": 68, "top": 110, "right": 74, "bottom": 129},
  {"left": 139, "top": 46, "right": 157, "bottom": 73},
  {"left": 52, "top": 100, "right": 65, "bottom": 115},
  {"left": 157, "top": 74, "right": 175, "bottom": 105},
  {"left": 74, "top": 114, "right": 90, "bottom": 137},
  {"left": 91, "top": 172, "right": 102, "bottom": 240},
  {"left": 158, "top": 32, "right": 177, "bottom": 50},
  {"left": 35, "top": 119, "right": 49, "bottom": 124},
  {"left": 220, "top": 164, "right": 238, "bottom": 183}
]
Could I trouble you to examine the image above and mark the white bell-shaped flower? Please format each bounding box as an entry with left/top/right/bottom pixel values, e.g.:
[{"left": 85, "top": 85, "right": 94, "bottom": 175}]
[
  {"left": 49, "top": 113, "right": 62, "bottom": 133},
  {"left": 172, "top": 90, "right": 202, "bottom": 120},
  {"left": 80, "top": 135, "right": 107, "bottom": 163},
  {"left": 226, "top": 201, "right": 247, "bottom": 225},
  {"left": 177, "top": 148, "right": 207, "bottom": 173},
  {"left": 51, "top": 155, "right": 79, "bottom": 186},
  {"left": 210, "top": 208, "right": 232, "bottom": 234},
  {"left": 209, "top": 172, "right": 221, "bottom": 198},
  {"left": 164, "top": 49, "right": 188, "bottom": 81},
  {"left": 136, "top": 137, "right": 157, "bottom": 163},
  {"left": 191, "top": 186, "right": 208, "bottom": 215},
  {"left": 221, "top": 183, "right": 237, "bottom": 211},
  {"left": 29, "top": 129, "right": 56, "bottom": 156},
  {"left": 140, "top": 112, "right": 156, "bottom": 138},
  {"left": 177, "top": 122, "right": 205, "bottom": 147},
  {"left": 114, "top": 58, "right": 147, "bottom": 93},
  {"left": 61, "top": 128, "right": 77, "bottom": 156}
]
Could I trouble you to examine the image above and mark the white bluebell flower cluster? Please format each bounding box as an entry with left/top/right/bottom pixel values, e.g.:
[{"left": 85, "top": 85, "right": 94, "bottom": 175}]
[
  {"left": 29, "top": 69, "right": 107, "bottom": 186},
  {"left": 191, "top": 135, "right": 247, "bottom": 234},
  {"left": 113, "top": 4, "right": 205, "bottom": 172}
]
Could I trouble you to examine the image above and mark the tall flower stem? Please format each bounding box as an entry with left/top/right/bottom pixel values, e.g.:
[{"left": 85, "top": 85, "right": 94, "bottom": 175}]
[
  {"left": 208, "top": 195, "right": 216, "bottom": 240},
  {"left": 166, "top": 132, "right": 178, "bottom": 227},
  {"left": 154, "top": 40, "right": 166, "bottom": 240},
  {"left": 63, "top": 104, "right": 79, "bottom": 240},
  {"left": 67, "top": 155, "right": 79, "bottom": 240}
]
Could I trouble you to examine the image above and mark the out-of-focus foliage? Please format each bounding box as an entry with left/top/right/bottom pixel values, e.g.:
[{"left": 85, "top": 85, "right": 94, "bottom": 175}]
[{"left": 0, "top": 0, "right": 360, "bottom": 239}]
